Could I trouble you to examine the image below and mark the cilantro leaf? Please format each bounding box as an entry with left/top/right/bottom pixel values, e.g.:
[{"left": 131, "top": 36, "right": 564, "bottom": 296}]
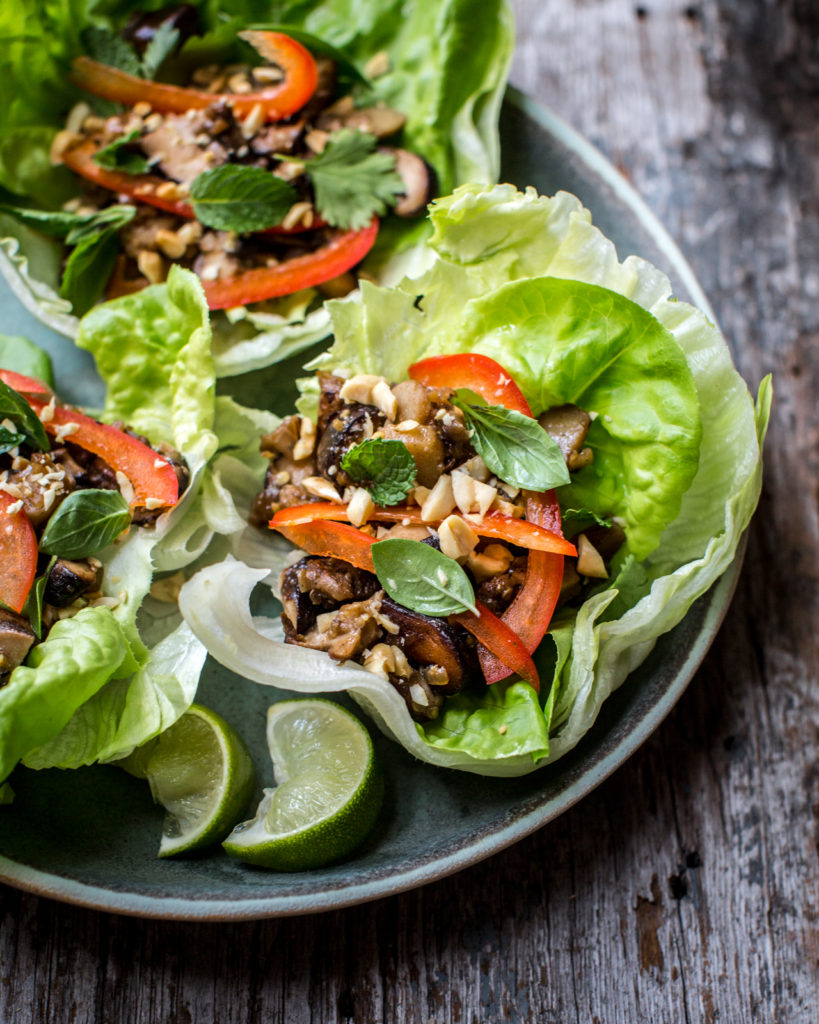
[
  {"left": 298, "top": 130, "right": 405, "bottom": 230},
  {"left": 340, "top": 437, "right": 416, "bottom": 506},
  {"left": 189, "top": 165, "right": 298, "bottom": 232},
  {"left": 93, "top": 130, "right": 151, "bottom": 175}
]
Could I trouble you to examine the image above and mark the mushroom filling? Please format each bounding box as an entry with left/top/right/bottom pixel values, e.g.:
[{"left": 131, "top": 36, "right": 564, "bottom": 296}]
[
  {"left": 0, "top": 409, "right": 188, "bottom": 684},
  {"left": 56, "top": 8, "right": 435, "bottom": 296},
  {"left": 253, "top": 371, "right": 626, "bottom": 720}
]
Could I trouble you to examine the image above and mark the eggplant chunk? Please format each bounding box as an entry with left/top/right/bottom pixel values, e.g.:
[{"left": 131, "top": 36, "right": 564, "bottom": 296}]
[
  {"left": 380, "top": 596, "right": 475, "bottom": 692},
  {"left": 44, "top": 558, "right": 103, "bottom": 608},
  {"left": 0, "top": 609, "right": 36, "bottom": 679}
]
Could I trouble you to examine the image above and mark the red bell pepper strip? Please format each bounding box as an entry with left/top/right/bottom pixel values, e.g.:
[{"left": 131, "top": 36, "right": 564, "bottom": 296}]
[
  {"left": 409, "top": 351, "right": 567, "bottom": 683},
  {"left": 70, "top": 31, "right": 318, "bottom": 122},
  {"left": 61, "top": 138, "right": 327, "bottom": 234},
  {"left": 201, "top": 218, "right": 378, "bottom": 310},
  {"left": 270, "top": 516, "right": 376, "bottom": 572},
  {"left": 478, "top": 491, "right": 564, "bottom": 684},
  {"left": 409, "top": 352, "right": 532, "bottom": 416},
  {"left": 0, "top": 492, "right": 38, "bottom": 614},
  {"left": 269, "top": 502, "right": 576, "bottom": 556},
  {"left": 0, "top": 371, "right": 179, "bottom": 511},
  {"left": 450, "top": 603, "right": 540, "bottom": 692}
]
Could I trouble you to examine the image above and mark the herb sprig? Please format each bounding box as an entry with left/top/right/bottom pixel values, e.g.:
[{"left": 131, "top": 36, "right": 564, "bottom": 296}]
[{"left": 340, "top": 438, "right": 416, "bottom": 506}]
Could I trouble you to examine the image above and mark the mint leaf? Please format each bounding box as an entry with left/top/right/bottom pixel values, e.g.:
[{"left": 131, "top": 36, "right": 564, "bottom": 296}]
[
  {"left": 0, "top": 203, "right": 136, "bottom": 243},
  {"left": 141, "top": 23, "right": 181, "bottom": 79},
  {"left": 82, "top": 27, "right": 143, "bottom": 76},
  {"left": 0, "top": 379, "right": 49, "bottom": 451},
  {"left": 371, "top": 538, "right": 478, "bottom": 617},
  {"left": 453, "top": 399, "right": 570, "bottom": 491},
  {"left": 40, "top": 489, "right": 131, "bottom": 559},
  {"left": 340, "top": 437, "right": 416, "bottom": 506},
  {"left": 189, "top": 165, "right": 298, "bottom": 232},
  {"left": 93, "top": 130, "right": 151, "bottom": 175},
  {"left": 297, "top": 130, "right": 404, "bottom": 230}
]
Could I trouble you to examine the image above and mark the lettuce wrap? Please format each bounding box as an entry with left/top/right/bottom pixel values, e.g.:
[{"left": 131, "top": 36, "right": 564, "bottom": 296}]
[
  {"left": 180, "top": 185, "right": 770, "bottom": 776},
  {"left": 0, "top": 266, "right": 276, "bottom": 787},
  {"left": 0, "top": 0, "right": 513, "bottom": 377}
]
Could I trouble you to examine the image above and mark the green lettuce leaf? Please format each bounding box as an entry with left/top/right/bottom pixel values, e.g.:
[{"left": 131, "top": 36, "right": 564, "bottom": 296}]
[{"left": 0, "top": 608, "right": 130, "bottom": 782}]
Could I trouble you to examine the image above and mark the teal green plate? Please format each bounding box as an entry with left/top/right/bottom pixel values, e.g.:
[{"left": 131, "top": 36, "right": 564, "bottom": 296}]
[{"left": 0, "top": 90, "right": 743, "bottom": 919}]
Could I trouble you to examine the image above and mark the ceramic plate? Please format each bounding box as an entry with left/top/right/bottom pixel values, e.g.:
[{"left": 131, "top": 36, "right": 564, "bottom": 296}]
[{"left": 0, "top": 89, "right": 741, "bottom": 919}]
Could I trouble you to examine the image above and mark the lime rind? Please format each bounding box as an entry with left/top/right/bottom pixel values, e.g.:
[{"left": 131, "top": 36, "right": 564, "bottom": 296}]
[
  {"left": 141, "top": 704, "right": 256, "bottom": 858},
  {"left": 223, "top": 699, "right": 383, "bottom": 871}
]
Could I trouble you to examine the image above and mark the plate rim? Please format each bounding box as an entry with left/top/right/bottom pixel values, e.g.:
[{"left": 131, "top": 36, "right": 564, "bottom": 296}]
[{"left": 0, "top": 88, "right": 738, "bottom": 920}]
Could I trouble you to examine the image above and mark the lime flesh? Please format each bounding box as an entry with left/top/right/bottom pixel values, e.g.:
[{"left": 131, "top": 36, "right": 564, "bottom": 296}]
[
  {"left": 223, "top": 699, "right": 383, "bottom": 871},
  {"left": 133, "top": 704, "right": 256, "bottom": 857}
]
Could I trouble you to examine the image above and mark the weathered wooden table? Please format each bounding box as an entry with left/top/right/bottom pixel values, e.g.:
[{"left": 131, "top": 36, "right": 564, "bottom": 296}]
[{"left": 2, "top": 1, "right": 817, "bottom": 1020}]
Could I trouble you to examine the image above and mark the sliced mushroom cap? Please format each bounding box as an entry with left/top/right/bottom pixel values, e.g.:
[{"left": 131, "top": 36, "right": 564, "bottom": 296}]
[
  {"left": 380, "top": 596, "right": 476, "bottom": 691},
  {"left": 389, "top": 149, "right": 436, "bottom": 217},
  {"left": 538, "top": 404, "right": 594, "bottom": 471},
  {"left": 0, "top": 609, "right": 36, "bottom": 679},
  {"left": 280, "top": 556, "right": 379, "bottom": 636}
]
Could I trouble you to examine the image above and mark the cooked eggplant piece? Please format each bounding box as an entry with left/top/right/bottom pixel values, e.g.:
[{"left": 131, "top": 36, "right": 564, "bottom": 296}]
[
  {"left": 380, "top": 596, "right": 475, "bottom": 692},
  {"left": 44, "top": 558, "right": 103, "bottom": 608},
  {"left": 280, "top": 556, "right": 380, "bottom": 636},
  {"left": 0, "top": 609, "right": 36, "bottom": 680}
]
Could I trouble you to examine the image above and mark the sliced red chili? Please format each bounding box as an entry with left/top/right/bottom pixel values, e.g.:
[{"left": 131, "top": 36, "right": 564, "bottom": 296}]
[
  {"left": 70, "top": 31, "right": 318, "bottom": 122},
  {"left": 0, "top": 492, "right": 38, "bottom": 614},
  {"left": 201, "top": 219, "right": 378, "bottom": 310},
  {"left": 409, "top": 352, "right": 532, "bottom": 415},
  {"left": 0, "top": 371, "right": 179, "bottom": 511}
]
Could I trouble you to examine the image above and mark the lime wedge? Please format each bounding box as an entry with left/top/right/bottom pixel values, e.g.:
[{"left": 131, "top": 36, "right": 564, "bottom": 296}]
[
  {"left": 126, "top": 704, "right": 256, "bottom": 858},
  {"left": 223, "top": 699, "right": 383, "bottom": 871}
]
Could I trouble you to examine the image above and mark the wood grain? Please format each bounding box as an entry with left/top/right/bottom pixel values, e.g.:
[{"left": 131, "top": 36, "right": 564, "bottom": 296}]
[{"left": 2, "top": 1, "right": 817, "bottom": 1021}]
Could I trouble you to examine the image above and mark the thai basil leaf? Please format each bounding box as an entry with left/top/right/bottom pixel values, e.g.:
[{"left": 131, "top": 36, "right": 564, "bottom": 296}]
[
  {"left": 22, "top": 556, "right": 57, "bottom": 640},
  {"left": 59, "top": 227, "right": 121, "bottom": 316},
  {"left": 453, "top": 398, "right": 570, "bottom": 491},
  {"left": 64, "top": 205, "right": 136, "bottom": 246},
  {"left": 0, "top": 379, "right": 49, "bottom": 451},
  {"left": 340, "top": 438, "right": 416, "bottom": 506},
  {"left": 39, "top": 489, "right": 131, "bottom": 559},
  {"left": 0, "top": 203, "right": 135, "bottom": 243},
  {"left": 371, "top": 538, "right": 478, "bottom": 617},
  {"left": 93, "top": 130, "right": 151, "bottom": 176},
  {"left": 0, "top": 334, "right": 55, "bottom": 385},
  {"left": 189, "top": 165, "right": 297, "bottom": 232},
  {"left": 0, "top": 425, "right": 26, "bottom": 455}
]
